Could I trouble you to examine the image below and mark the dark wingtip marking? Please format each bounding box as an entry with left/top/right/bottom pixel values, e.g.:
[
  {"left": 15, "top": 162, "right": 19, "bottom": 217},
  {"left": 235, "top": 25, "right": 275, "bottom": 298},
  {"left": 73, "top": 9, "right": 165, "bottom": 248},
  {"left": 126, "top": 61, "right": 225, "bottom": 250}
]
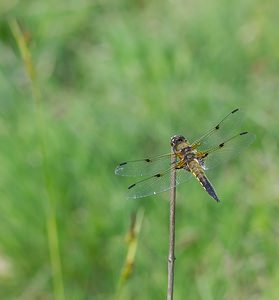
[
  {"left": 219, "top": 142, "right": 224, "bottom": 148},
  {"left": 215, "top": 124, "right": 220, "bottom": 130},
  {"left": 128, "top": 183, "right": 136, "bottom": 189},
  {"left": 232, "top": 108, "right": 239, "bottom": 114},
  {"left": 155, "top": 173, "right": 161, "bottom": 177},
  {"left": 240, "top": 131, "right": 248, "bottom": 135},
  {"left": 119, "top": 162, "right": 127, "bottom": 166},
  {"left": 145, "top": 158, "right": 151, "bottom": 162}
]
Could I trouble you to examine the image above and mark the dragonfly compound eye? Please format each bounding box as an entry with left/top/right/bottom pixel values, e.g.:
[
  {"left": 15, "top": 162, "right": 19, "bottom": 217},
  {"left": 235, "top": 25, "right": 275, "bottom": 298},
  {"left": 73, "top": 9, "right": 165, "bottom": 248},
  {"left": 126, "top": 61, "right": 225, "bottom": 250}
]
[{"left": 170, "top": 135, "right": 186, "bottom": 146}]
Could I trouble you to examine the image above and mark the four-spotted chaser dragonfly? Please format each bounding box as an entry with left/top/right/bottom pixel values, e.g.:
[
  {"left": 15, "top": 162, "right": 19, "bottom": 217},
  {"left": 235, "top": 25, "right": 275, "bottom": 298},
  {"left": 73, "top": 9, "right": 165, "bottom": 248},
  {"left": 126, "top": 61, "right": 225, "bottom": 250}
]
[{"left": 115, "top": 108, "right": 255, "bottom": 202}]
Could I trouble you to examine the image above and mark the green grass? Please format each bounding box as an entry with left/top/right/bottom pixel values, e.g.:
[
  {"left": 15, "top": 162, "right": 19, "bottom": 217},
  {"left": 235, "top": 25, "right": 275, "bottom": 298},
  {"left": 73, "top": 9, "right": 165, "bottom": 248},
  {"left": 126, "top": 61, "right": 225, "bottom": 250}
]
[{"left": 0, "top": 0, "right": 279, "bottom": 299}]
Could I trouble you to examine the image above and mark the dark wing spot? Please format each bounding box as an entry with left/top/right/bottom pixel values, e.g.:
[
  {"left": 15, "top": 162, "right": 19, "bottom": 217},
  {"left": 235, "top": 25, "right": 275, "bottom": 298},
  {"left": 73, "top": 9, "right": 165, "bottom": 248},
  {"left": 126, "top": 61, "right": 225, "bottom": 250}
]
[
  {"left": 219, "top": 142, "right": 224, "bottom": 148},
  {"left": 215, "top": 124, "right": 220, "bottom": 130},
  {"left": 155, "top": 173, "right": 161, "bottom": 177},
  {"left": 240, "top": 131, "right": 248, "bottom": 135},
  {"left": 119, "top": 162, "right": 127, "bottom": 166},
  {"left": 128, "top": 183, "right": 136, "bottom": 189},
  {"left": 145, "top": 158, "right": 151, "bottom": 162},
  {"left": 232, "top": 108, "right": 239, "bottom": 114}
]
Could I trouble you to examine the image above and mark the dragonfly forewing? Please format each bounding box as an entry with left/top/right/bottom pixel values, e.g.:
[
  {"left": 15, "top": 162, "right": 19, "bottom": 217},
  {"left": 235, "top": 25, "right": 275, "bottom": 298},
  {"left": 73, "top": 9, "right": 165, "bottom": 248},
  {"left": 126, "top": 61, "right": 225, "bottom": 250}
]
[
  {"left": 196, "top": 131, "right": 256, "bottom": 170},
  {"left": 115, "top": 153, "right": 174, "bottom": 177},
  {"left": 192, "top": 108, "right": 245, "bottom": 150}
]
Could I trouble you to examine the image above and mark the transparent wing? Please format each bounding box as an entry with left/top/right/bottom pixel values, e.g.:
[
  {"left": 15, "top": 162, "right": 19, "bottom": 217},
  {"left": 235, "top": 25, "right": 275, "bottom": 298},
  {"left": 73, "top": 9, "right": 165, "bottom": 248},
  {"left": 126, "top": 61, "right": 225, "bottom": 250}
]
[
  {"left": 127, "top": 167, "right": 193, "bottom": 199},
  {"left": 195, "top": 131, "right": 256, "bottom": 170},
  {"left": 191, "top": 108, "right": 245, "bottom": 151},
  {"left": 125, "top": 131, "right": 255, "bottom": 199},
  {"left": 115, "top": 109, "right": 245, "bottom": 177},
  {"left": 115, "top": 153, "right": 174, "bottom": 177}
]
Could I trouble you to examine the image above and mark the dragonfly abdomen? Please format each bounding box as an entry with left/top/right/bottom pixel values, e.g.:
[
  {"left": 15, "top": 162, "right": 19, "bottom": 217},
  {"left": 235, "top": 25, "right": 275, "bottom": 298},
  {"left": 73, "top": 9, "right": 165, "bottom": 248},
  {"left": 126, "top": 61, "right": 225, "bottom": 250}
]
[{"left": 188, "top": 160, "right": 220, "bottom": 202}]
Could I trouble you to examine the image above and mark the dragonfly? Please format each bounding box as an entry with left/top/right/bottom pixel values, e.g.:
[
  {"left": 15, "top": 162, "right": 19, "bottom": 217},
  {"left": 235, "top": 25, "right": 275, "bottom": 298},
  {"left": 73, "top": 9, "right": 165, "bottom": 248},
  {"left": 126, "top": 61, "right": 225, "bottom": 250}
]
[{"left": 115, "top": 108, "right": 255, "bottom": 202}]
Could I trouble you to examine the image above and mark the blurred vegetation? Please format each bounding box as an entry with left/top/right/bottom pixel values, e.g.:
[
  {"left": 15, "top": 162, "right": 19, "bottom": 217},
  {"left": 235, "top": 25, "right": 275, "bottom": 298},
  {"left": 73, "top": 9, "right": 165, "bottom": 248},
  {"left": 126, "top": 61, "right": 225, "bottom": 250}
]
[{"left": 0, "top": 0, "right": 278, "bottom": 299}]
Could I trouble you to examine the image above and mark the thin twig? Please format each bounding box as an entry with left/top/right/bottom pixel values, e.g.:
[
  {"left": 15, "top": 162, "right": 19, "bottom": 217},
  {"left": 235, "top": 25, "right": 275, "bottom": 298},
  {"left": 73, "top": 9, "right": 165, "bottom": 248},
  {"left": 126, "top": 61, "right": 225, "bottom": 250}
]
[{"left": 167, "top": 148, "right": 177, "bottom": 300}]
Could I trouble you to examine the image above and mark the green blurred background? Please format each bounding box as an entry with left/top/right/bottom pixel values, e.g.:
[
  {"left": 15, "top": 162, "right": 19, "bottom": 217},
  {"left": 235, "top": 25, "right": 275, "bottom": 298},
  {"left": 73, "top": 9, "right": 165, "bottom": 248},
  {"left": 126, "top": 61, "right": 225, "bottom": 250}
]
[{"left": 0, "top": 0, "right": 278, "bottom": 299}]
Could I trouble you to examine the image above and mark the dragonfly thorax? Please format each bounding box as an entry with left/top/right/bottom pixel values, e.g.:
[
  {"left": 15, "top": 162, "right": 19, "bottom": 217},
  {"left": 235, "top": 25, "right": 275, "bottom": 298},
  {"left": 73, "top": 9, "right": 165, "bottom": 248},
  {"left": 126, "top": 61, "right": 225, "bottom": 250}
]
[{"left": 184, "top": 152, "right": 195, "bottom": 160}]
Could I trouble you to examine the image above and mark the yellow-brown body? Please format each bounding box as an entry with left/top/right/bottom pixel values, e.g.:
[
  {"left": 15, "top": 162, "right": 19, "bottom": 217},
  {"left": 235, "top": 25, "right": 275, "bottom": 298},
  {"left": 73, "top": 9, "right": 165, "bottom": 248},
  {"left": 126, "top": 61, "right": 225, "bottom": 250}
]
[{"left": 171, "top": 135, "right": 220, "bottom": 202}]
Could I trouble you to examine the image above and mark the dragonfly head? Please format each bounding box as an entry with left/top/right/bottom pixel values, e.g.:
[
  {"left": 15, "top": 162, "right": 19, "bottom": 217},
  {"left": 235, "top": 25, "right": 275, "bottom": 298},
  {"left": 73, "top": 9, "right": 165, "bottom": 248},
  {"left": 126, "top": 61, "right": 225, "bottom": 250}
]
[{"left": 171, "top": 135, "right": 188, "bottom": 152}]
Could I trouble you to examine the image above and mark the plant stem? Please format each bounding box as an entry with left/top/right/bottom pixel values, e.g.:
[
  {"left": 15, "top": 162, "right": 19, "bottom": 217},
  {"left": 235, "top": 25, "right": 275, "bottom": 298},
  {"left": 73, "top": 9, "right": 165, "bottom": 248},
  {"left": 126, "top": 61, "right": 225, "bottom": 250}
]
[
  {"left": 117, "top": 209, "right": 144, "bottom": 298},
  {"left": 9, "top": 19, "right": 65, "bottom": 300},
  {"left": 167, "top": 149, "right": 177, "bottom": 300}
]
